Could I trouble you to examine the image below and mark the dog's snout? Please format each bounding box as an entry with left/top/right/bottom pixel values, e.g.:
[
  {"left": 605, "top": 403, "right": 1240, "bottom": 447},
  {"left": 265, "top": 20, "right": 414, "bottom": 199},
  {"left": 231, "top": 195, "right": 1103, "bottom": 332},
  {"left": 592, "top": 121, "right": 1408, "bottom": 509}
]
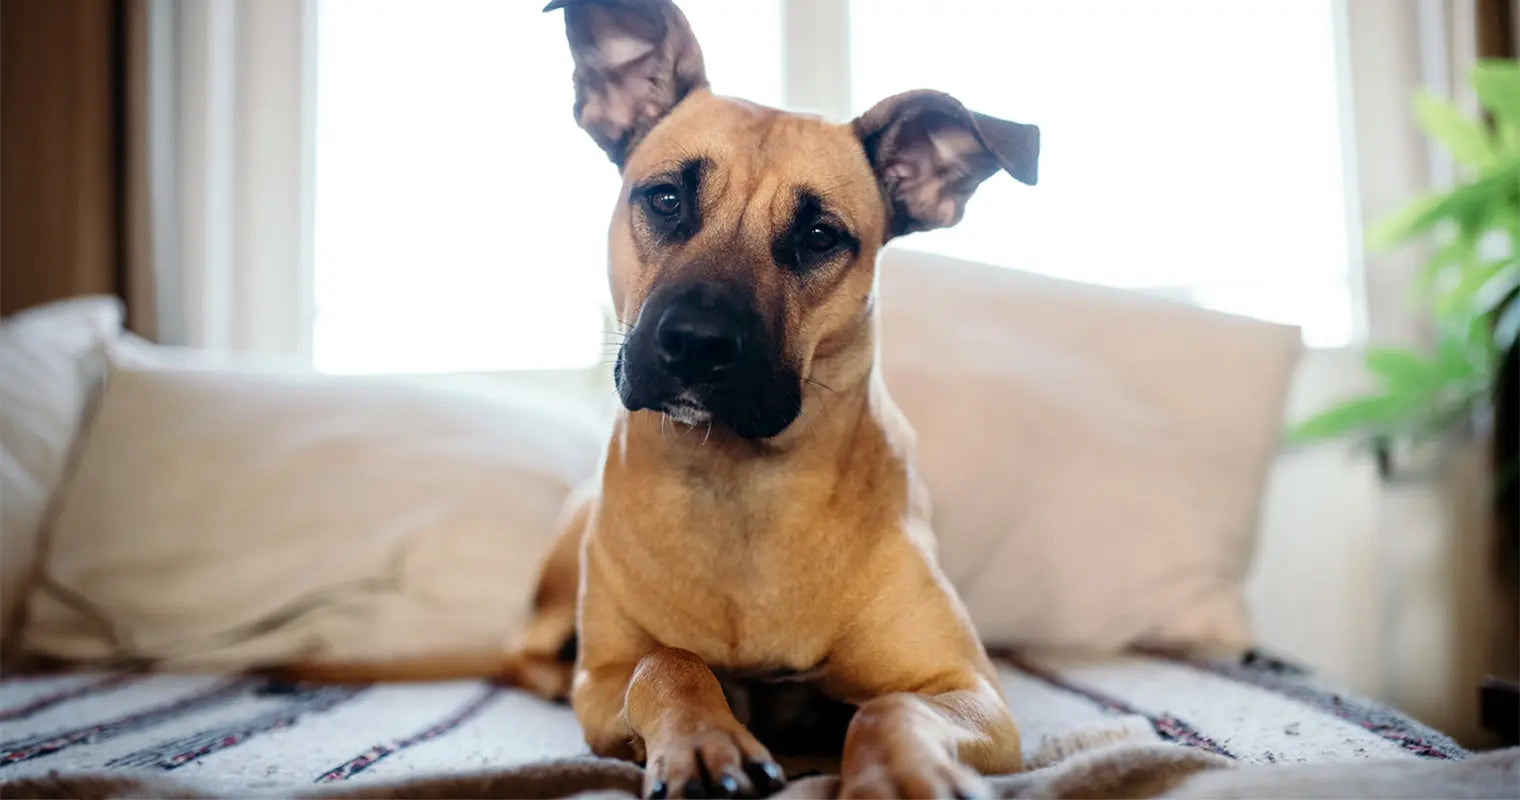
[
  {"left": 656, "top": 305, "right": 743, "bottom": 380},
  {"left": 618, "top": 279, "right": 796, "bottom": 438}
]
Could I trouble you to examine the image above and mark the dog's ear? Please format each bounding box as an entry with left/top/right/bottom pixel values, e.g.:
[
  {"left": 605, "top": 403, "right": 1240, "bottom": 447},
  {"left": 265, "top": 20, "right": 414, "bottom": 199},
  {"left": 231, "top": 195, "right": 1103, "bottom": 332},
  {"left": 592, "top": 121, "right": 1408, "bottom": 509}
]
[
  {"left": 853, "top": 90, "right": 1039, "bottom": 238},
  {"left": 544, "top": 0, "right": 708, "bottom": 167}
]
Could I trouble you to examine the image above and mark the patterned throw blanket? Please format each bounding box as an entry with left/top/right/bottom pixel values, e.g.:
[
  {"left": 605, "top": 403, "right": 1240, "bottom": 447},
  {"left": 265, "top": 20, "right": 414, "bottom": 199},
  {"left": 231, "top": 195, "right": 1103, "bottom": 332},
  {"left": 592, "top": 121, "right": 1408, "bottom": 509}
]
[{"left": 0, "top": 652, "right": 1488, "bottom": 798}]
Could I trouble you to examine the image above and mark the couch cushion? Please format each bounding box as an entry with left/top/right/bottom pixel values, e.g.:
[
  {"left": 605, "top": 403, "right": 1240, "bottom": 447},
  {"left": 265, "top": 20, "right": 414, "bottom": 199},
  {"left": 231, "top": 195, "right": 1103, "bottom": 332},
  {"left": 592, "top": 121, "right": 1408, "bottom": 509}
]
[
  {"left": 879, "top": 250, "right": 1302, "bottom": 653},
  {"left": 0, "top": 297, "right": 123, "bottom": 648},
  {"left": 22, "top": 356, "right": 604, "bottom": 668}
]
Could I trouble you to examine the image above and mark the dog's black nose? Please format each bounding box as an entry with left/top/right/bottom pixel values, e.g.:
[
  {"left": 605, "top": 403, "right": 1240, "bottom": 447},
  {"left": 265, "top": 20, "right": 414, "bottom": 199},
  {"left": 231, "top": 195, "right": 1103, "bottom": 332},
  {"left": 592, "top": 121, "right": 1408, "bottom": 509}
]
[{"left": 656, "top": 305, "right": 742, "bottom": 380}]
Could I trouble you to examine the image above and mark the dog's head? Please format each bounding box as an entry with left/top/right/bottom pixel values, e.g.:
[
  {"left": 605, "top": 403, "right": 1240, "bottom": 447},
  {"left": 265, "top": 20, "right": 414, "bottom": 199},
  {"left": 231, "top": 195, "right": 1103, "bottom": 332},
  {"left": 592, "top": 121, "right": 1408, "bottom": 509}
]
[{"left": 548, "top": 0, "right": 1038, "bottom": 441}]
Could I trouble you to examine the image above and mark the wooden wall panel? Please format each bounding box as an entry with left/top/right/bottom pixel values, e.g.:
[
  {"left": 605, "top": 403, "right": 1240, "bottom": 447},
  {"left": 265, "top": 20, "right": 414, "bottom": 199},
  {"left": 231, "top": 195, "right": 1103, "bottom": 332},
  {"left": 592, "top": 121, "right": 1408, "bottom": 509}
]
[{"left": 1, "top": 0, "right": 122, "bottom": 316}]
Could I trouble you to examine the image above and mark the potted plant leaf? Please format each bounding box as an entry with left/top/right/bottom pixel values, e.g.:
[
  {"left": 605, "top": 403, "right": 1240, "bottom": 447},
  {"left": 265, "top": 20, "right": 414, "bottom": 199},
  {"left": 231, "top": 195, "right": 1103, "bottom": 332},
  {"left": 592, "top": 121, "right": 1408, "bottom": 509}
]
[{"left": 1290, "top": 59, "right": 1519, "bottom": 517}]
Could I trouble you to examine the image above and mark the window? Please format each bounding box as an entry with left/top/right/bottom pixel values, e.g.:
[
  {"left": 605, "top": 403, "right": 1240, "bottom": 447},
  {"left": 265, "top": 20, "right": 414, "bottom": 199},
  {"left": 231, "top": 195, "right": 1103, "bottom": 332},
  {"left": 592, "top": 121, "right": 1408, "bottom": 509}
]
[
  {"left": 850, "top": 0, "right": 1358, "bottom": 347},
  {"left": 312, "top": 0, "right": 1357, "bottom": 375},
  {"left": 312, "top": 0, "right": 782, "bottom": 373}
]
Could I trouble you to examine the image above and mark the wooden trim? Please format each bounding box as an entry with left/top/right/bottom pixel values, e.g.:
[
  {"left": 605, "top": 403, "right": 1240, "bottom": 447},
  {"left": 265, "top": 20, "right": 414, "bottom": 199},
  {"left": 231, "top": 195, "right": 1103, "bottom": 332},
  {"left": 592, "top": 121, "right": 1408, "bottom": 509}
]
[
  {"left": 1, "top": 0, "right": 125, "bottom": 316},
  {"left": 1476, "top": 0, "right": 1516, "bottom": 59}
]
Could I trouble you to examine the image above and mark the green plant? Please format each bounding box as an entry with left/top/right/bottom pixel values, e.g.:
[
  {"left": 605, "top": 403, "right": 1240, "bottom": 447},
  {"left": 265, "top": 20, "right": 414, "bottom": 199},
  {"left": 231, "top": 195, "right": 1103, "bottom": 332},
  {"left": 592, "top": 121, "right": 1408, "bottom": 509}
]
[{"left": 1290, "top": 60, "right": 1520, "bottom": 463}]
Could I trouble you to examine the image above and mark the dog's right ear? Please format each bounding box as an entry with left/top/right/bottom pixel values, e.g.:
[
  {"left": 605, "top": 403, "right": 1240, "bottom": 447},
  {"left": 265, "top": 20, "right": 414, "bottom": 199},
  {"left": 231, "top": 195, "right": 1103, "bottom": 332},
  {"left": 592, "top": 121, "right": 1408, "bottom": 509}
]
[
  {"left": 854, "top": 90, "right": 1039, "bottom": 239},
  {"left": 544, "top": 0, "right": 708, "bottom": 168}
]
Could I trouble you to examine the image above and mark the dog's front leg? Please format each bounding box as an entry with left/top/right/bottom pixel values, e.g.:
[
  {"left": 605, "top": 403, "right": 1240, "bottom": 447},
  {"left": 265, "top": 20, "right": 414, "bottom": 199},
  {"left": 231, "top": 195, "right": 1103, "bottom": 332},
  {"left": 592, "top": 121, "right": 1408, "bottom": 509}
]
[
  {"left": 826, "top": 543, "right": 1022, "bottom": 799},
  {"left": 838, "top": 679, "right": 1018, "bottom": 799},
  {"left": 576, "top": 647, "right": 785, "bottom": 799},
  {"left": 575, "top": 562, "right": 784, "bottom": 799}
]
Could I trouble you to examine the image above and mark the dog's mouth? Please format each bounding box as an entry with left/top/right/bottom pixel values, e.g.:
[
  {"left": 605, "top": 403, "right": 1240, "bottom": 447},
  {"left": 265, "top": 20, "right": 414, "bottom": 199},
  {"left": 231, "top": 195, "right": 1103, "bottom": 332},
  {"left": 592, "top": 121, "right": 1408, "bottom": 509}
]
[{"left": 661, "top": 391, "right": 713, "bottom": 426}]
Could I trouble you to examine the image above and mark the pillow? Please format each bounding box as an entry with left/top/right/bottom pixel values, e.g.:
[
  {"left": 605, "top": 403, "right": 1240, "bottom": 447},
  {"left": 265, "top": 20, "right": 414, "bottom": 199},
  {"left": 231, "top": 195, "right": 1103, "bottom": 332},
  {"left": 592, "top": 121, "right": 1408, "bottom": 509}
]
[
  {"left": 878, "top": 250, "right": 1301, "bottom": 655},
  {"left": 0, "top": 296, "right": 123, "bottom": 648},
  {"left": 22, "top": 355, "right": 605, "bottom": 669}
]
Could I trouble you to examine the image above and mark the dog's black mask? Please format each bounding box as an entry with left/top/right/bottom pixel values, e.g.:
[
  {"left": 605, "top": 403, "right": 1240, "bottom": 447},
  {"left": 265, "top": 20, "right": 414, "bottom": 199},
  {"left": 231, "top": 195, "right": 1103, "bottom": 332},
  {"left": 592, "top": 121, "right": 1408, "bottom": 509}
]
[{"left": 616, "top": 280, "right": 802, "bottom": 440}]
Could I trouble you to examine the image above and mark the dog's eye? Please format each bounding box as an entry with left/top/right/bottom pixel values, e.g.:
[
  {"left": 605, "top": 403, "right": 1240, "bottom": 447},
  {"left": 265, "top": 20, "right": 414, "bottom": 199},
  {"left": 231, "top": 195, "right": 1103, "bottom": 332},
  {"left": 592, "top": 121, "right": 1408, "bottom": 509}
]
[
  {"left": 645, "top": 186, "right": 681, "bottom": 217},
  {"left": 803, "top": 224, "right": 841, "bottom": 254}
]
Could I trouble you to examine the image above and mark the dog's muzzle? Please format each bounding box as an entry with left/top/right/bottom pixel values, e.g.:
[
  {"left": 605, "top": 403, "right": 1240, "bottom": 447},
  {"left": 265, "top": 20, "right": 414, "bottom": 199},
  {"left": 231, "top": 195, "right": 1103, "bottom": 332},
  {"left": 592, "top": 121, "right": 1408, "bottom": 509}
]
[{"left": 616, "top": 281, "right": 801, "bottom": 439}]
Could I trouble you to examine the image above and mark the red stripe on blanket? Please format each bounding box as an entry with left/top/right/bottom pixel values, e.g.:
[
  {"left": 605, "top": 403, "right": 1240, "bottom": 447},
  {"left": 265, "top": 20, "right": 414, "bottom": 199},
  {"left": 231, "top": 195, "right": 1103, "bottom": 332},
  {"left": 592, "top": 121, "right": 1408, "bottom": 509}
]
[
  {"left": 0, "top": 679, "right": 257, "bottom": 768},
  {"left": 1161, "top": 654, "right": 1464, "bottom": 760},
  {"left": 0, "top": 675, "right": 139, "bottom": 723},
  {"left": 313, "top": 685, "right": 499, "bottom": 783},
  {"left": 107, "top": 685, "right": 368, "bottom": 770},
  {"left": 998, "top": 653, "right": 1236, "bottom": 759}
]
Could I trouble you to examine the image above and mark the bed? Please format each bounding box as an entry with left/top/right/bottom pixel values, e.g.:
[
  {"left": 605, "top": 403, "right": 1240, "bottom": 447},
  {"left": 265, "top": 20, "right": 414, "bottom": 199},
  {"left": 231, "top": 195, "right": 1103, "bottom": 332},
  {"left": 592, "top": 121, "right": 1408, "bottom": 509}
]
[{"left": 0, "top": 650, "right": 1486, "bottom": 798}]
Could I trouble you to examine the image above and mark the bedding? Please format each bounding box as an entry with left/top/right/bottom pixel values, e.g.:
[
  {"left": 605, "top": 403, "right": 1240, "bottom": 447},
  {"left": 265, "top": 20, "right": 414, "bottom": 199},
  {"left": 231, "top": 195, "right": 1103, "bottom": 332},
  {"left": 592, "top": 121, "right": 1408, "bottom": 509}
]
[{"left": 0, "top": 652, "right": 1475, "bottom": 797}]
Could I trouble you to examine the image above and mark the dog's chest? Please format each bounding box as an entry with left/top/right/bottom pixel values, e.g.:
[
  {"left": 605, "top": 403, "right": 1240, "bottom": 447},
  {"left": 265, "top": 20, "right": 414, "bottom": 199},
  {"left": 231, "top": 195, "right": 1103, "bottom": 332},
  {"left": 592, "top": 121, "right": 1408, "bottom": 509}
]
[
  {"left": 633, "top": 547, "right": 839, "bottom": 673},
  {"left": 598, "top": 445, "right": 897, "bottom": 674},
  {"left": 604, "top": 507, "right": 848, "bottom": 673}
]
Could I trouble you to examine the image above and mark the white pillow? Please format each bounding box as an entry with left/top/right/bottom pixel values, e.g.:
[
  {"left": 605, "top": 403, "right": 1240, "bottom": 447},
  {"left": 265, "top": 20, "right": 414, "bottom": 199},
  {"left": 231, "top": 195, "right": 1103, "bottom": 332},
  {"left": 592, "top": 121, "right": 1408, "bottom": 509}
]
[
  {"left": 878, "top": 251, "right": 1301, "bottom": 654},
  {"left": 0, "top": 297, "right": 123, "bottom": 647},
  {"left": 23, "top": 356, "right": 605, "bottom": 668}
]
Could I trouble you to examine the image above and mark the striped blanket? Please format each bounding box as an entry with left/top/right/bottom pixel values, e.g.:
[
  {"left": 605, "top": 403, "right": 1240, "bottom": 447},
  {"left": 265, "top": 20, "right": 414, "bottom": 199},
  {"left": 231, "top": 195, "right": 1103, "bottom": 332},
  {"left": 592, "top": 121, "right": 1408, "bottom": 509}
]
[{"left": 0, "top": 652, "right": 1471, "bottom": 796}]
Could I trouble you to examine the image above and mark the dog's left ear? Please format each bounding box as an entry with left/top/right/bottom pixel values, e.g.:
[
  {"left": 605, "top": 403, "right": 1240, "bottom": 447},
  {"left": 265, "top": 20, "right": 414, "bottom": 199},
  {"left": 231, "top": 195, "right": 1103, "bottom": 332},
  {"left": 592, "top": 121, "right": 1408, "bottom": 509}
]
[
  {"left": 544, "top": 0, "right": 708, "bottom": 168},
  {"left": 854, "top": 90, "right": 1039, "bottom": 238}
]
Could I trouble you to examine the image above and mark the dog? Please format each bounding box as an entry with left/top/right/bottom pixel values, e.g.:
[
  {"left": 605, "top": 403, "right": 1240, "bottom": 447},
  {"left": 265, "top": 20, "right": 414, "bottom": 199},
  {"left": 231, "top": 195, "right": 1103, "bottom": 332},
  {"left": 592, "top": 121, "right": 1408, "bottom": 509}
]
[{"left": 291, "top": 1, "right": 1039, "bottom": 797}]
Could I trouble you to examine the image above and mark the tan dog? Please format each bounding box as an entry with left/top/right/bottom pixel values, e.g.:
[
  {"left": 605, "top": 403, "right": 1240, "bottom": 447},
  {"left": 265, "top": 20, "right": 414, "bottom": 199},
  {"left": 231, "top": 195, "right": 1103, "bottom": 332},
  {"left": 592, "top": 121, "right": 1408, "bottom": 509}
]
[
  {"left": 528, "top": 1, "right": 1039, "bottom": 796},
  {"left": 293, "top": 1, "right": 1039, "bottom": 797}
]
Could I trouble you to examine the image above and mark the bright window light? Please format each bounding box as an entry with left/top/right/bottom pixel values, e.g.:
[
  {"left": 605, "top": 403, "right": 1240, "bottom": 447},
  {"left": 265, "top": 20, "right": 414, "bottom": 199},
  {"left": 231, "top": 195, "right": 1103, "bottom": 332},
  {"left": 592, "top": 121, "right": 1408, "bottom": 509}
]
[
  {"left": 850, "top": 0, "right": 1358, "bottom": 347},
  {"left": 312, "top": 0, "right": 783, "bottom": 373},
  {"left": 314, "top": 0, "right": 1357, "bottom": 374}
]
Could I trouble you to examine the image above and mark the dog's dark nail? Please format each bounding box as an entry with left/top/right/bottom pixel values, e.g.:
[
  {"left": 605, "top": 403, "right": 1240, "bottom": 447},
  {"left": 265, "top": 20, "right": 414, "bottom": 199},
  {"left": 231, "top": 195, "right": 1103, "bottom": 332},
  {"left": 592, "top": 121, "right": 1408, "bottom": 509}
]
[
  {"left": 682, "top": 777, "right": 707, "bottom": 798},
  {"left": 647, "top": 779, "right": 668, "bottom": 799},
  {"left": 715, "top": 773, "right": 740, "bottom": 797},
  {"left": 745, "top": 761, "right": 785, "bottom": 794}
]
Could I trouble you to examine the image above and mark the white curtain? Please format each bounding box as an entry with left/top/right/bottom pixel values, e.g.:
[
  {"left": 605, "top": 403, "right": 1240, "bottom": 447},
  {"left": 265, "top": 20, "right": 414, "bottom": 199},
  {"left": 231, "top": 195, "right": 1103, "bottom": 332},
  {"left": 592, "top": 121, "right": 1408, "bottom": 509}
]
[
  {"left": 125, "top": 0, "right": 316, "bottom": 355},
  {"left": 1336, "top": 0, "right": 1511, "bottom": 744}
]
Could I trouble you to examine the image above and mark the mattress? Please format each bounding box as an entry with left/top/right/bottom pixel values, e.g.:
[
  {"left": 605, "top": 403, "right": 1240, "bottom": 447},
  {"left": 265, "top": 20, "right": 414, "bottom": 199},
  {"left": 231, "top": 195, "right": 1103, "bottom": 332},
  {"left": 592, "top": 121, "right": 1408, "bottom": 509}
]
[{"left": 0, "top": 651, "right": 1466, "bottom": 795}]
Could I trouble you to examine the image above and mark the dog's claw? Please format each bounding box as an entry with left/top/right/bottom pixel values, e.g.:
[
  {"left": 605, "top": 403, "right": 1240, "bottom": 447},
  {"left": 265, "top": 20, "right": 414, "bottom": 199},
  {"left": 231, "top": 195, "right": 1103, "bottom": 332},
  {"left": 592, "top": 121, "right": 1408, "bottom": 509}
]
[
  {"left": 715, "top": 773, "right": 741, "bottom": 797},
  {"left": 744, "top": 760, "right": 786, "bottom": 796},
  {"left": 647, "top": 779, "right": 668, "bottom": 799}
]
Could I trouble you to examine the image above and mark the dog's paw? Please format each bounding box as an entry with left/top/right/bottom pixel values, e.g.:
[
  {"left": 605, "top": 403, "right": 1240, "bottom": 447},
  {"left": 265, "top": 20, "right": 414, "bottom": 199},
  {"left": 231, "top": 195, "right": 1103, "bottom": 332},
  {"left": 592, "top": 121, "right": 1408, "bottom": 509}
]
[
  {"left": 644, "top": 724, "right": 785, "bottom": 799},
  {"left": 838, "top": 751, "right": 990, "bottom": 799}
]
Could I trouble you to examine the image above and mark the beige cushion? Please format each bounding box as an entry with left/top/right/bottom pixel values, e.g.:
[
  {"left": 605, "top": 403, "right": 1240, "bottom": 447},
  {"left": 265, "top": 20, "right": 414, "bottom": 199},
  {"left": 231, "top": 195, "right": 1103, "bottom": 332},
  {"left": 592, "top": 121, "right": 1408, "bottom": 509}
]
[
  {"left": 879, "top": 251, "right": 1301, "bottom": 654},
  {"left": 0, "top": 297, "right": 123, "bottom": 646},
  {"left": 23, "top": 356, "right": 605, "bottom": 668}
]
